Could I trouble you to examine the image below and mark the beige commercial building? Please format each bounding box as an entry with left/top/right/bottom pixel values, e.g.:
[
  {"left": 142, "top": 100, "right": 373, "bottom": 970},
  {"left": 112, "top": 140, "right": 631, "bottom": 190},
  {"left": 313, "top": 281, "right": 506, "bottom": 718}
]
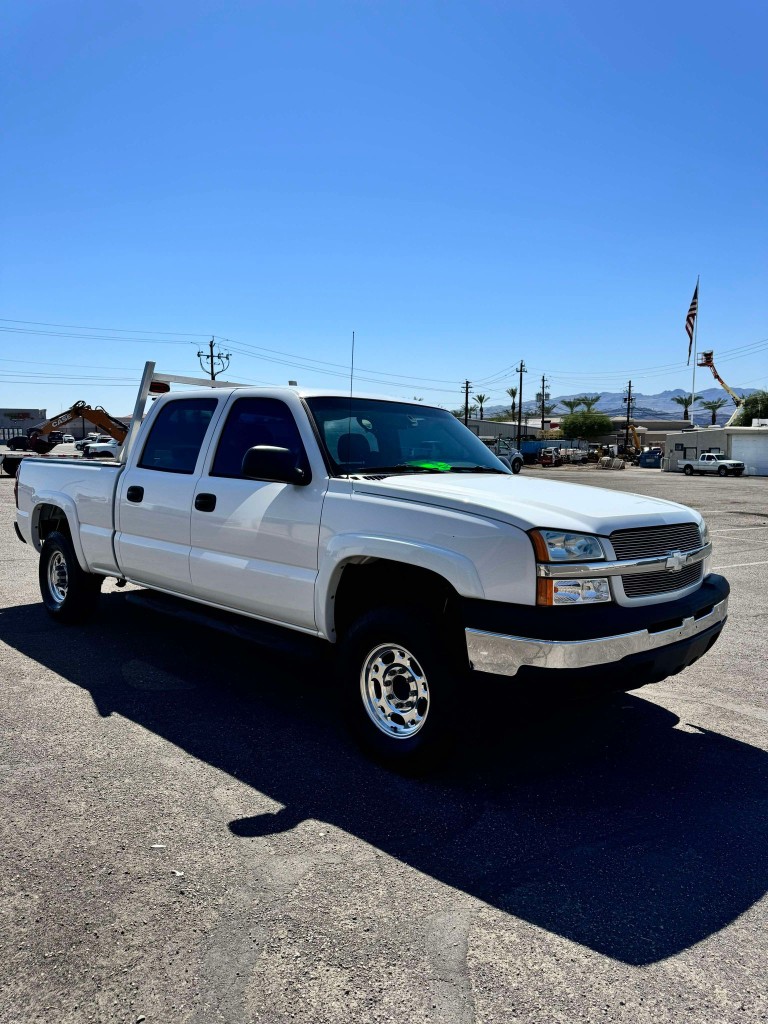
[{"left": 663, "top": 425, "right": 768, "bottom": 476}]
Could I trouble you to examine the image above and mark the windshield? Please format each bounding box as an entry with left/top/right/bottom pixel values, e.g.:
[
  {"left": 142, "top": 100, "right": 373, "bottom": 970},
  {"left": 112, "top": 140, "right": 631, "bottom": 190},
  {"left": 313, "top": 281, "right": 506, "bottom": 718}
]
[{"left": 305, "top": 397, "right": 511, "bottom": 477}]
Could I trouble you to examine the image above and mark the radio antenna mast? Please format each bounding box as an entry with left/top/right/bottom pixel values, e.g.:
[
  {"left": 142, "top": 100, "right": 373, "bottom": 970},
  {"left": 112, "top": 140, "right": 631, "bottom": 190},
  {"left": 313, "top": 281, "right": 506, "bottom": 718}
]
[{"left": 349, "top": 330, "right": 355, "bottom": 398}]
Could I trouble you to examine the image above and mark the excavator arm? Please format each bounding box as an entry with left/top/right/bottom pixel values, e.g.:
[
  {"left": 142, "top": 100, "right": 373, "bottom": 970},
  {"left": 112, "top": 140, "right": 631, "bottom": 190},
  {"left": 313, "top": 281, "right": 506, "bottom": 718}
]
[{"left": 27, "top": 402, "right": 128, "bottom": 453}]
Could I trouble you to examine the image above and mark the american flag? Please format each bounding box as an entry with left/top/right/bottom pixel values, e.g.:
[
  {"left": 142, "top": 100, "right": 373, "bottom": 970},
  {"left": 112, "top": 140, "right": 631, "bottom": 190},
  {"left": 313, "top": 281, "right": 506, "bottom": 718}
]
[{"left": 685, "top": 283, "right": 698, "bottom": 363}]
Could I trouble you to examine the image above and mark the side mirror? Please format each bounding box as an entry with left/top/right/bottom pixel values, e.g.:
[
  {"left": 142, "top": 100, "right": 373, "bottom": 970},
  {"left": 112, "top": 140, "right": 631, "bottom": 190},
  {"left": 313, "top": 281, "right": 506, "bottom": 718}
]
[{"left": 241, "top": 446, "right": 309, "bottom": 485}]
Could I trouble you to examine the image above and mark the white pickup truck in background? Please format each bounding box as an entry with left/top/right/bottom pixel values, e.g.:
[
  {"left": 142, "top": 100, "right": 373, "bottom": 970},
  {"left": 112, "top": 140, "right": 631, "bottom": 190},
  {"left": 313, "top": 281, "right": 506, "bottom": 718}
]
[
  {"left": 679, "top": 453, "right": 745, "bottom": 477},
  {"left": 15, "top": 363, "right": 730, "bottom": 766}
]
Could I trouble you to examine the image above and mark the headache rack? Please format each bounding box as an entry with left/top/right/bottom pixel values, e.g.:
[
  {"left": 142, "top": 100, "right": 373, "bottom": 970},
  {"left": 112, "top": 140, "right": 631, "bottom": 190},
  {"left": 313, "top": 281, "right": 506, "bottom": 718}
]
[{"left": 121, "top": 361, "right": 247, "bottom": 462}]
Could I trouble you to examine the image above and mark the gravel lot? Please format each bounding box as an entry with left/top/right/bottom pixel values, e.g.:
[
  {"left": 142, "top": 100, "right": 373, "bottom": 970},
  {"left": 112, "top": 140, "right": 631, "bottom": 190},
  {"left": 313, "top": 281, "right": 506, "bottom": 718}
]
[{"left": 1, "top": 464, "right": 766, "bottom": 1024}]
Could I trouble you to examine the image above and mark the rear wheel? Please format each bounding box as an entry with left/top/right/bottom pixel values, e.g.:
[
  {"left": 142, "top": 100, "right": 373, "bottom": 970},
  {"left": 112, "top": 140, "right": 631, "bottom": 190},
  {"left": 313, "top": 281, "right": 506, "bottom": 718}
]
[
  {"left": 39, "top": 531, "right": 102, "bottom": 623},
  {"left": 683, "top": 465, "right": 693, "bottom": 476},
  {"left": 338, "top": 607, "right": 465, "bottom": 769}
]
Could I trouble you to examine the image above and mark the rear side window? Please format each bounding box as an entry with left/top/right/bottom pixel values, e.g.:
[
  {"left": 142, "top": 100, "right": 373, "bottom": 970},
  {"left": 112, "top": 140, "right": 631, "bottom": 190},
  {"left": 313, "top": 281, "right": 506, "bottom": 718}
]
[
  {"left": 210, "top": 397, "right": 308, "bottom": 479},
  {"left": 138, "top": 398, "right": 218, "bottom": 474}
]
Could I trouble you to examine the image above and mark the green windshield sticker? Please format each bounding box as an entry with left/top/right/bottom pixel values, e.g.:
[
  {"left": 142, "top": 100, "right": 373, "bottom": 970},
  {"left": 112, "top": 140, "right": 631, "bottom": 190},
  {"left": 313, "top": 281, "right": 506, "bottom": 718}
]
[{"left": 407, "top": 460, "right": 452, "bottom": 472}]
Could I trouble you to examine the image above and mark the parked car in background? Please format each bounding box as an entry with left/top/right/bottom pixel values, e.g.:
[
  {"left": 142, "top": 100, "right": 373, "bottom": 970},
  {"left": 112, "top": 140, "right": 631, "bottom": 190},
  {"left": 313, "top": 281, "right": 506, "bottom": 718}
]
[
  {"left": 84, "top": 437, "right": 121, "bottom": 459},
  {"left": 6, "top": 435, "right": 32, "bottom": 451},
  {"left": 679, "top": 453, "right": 745, "bottom": 477},
  {"left": 76, "top": 433, "right": 101, "bottom": 451},
  {"left": 538, "top": 447, "right": 563, "bottom": 467},
  {"left": 62, "top": 434, "right": 76, "bottom": 444},
  {"left": 493, "top": 441, "right": 524, "bottom": 474}
]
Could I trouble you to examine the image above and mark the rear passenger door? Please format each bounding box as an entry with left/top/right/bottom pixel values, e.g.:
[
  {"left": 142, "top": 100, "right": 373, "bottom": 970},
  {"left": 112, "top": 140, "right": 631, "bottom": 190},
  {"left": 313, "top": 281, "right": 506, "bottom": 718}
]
[{"left": 115, "top": 396, "right": 223, "bottom": 591}]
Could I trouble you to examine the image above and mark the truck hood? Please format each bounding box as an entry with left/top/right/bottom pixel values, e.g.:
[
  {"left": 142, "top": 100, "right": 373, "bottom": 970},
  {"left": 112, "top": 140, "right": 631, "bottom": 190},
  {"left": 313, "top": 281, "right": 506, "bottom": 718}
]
[{"left": 351, "top": 473, "right": 701, "bottom": 535}]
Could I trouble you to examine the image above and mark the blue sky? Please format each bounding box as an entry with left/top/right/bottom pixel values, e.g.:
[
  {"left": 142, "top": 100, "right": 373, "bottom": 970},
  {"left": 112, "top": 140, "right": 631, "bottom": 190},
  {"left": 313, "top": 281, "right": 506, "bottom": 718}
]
[{"left": 2, "top": 0, "right": 766, "bottom": 415}]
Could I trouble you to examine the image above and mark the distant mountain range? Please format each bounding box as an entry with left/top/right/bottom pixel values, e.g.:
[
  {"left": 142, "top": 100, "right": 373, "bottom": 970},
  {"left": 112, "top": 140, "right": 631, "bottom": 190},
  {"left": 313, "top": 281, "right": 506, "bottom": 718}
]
[{"left": 485, "top": 387, "right": 757, "bottom": 426}]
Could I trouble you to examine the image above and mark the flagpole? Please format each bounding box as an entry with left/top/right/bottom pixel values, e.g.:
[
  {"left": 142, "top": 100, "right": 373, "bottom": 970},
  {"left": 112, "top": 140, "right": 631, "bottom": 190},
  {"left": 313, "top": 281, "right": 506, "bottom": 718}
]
[{"left": 690, "top": 275, "right": 700, "bottom": 424}]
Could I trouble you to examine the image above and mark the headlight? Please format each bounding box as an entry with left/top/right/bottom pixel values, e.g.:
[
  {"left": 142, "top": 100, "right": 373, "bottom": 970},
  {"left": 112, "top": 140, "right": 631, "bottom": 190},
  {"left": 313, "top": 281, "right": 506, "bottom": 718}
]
[
  {"left": 699, "top": 519, "right": 710, "bottom": 546},
  {"left": 529, "top": 529, "right": 605, "bottom": 562},
  {"left": 530, "top": 529, "right": 611, "bottom": 606}
]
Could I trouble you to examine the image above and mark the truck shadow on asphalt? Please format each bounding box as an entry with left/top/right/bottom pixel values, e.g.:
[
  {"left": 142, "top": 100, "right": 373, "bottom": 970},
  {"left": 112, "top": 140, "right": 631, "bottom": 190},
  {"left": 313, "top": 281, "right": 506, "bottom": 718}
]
[{"left": 3, "top": 592, "right": 767, "bottom": 967}]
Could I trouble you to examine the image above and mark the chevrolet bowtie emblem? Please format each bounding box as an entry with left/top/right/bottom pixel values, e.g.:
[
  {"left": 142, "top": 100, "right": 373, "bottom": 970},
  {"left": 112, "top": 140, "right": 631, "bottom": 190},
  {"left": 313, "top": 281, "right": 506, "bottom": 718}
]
[{"left": 666, "top": 550, "right": 687, "bottom": 572}]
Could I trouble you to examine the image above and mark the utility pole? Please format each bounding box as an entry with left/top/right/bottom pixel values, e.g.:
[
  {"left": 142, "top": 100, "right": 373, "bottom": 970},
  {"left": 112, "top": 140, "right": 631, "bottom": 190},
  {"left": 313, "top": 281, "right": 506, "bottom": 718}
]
[
  {"left": 624, "top": 380, "right": 634, "bottom": 451},
  {"left": 515, "top": 361, "right": 527, "bottom": 449},
  {"left": 538, "top": 374, "right": 550, "bottom": 430},
  {"left": 197, "top": 336, "right": 232, "bottom": 380},
  {"left": 463, "top": 380, "right": 472, "bottom": 426}
]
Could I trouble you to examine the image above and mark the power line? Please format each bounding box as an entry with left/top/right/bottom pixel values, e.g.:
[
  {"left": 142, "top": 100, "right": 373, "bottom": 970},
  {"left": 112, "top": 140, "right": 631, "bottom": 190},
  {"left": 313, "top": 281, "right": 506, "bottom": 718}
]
[
  {"left": 0, "top": 317, "right": 211, "bottom": 337},
  {"left": 2, "top": 316, "right": 765, "bottom": 398}
]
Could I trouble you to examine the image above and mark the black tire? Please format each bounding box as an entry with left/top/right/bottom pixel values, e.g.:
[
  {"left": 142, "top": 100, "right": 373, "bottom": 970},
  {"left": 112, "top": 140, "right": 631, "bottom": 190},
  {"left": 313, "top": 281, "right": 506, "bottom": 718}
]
[
  {"left": 683, "top": 465, "right": 693, "bottom": 476},
  {"left": 2, "top": 456, "right": 21, "bottom": 477},
  {"left": 39, "top": 531, "right": 102, "bottom": 623},
  {"left": 512, "top": 459, "right": 523, "bottom": 474},
  {"left": 338, "top": 606, "right": 465, "bottom": 770},
  {"left": 718, "top": 465, "right": 727, "bottom": 477}
]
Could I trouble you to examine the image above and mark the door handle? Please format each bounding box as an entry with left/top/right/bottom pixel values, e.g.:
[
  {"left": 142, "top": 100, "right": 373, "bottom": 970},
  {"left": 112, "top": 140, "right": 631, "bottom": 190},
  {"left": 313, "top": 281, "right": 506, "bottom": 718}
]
[
  {"left": 194, "top": 492, "right": 217, "bottom": 512},
  {"left": 126, "top": 486, "right": 144, "bottom": 503}
]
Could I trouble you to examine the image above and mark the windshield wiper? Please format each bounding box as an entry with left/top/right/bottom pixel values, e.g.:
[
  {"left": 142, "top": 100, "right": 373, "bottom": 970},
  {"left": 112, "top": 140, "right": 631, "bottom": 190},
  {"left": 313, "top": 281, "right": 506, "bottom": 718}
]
[
  {"left": 447, "top": 466, "right": 510, "bottom": 474},
  {"left": 360, "top": 464, "right": 447, "bottom": 476}
]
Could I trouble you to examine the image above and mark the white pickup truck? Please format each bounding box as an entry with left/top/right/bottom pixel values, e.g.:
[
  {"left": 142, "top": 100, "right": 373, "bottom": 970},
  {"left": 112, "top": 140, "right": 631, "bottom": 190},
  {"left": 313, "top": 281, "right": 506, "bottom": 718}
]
[
  {"left": 15, "top": 364, "right": 729, "bottom": 766},
  {"left": 679, "top": 453, "right": 745, "bottom": 477}
]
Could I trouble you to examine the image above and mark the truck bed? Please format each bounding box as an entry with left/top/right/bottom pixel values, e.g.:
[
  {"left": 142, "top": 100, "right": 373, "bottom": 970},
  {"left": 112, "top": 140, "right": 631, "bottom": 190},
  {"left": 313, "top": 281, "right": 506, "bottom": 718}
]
[{"left": 16, "top": 457, "right": 125, "bottom": 575}]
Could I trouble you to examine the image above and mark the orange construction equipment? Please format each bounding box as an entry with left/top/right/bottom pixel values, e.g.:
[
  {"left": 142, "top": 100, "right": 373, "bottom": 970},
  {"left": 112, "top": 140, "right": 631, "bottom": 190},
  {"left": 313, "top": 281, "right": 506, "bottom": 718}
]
[
  {"left": 16, "top": 401, "right": 128, "bottom": 454},
  {"left": 697, "top": 351, "right": 744, "bottom": 426}
]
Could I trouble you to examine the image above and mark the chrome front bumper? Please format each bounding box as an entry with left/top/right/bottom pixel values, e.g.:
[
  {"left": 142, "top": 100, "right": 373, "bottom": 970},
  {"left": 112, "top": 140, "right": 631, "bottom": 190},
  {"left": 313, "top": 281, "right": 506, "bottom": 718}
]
[{"left": 465, "top": 597, "right": 728, "bottom": 676}]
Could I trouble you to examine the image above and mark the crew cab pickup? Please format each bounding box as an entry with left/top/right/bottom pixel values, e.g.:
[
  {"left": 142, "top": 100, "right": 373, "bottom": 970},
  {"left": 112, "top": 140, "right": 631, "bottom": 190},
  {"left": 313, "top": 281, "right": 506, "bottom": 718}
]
[
  {"left": 679, "top": 453, "right": 745, "bottom": 477},
  {"left": 15, "top": 363, "right": 730, "bottom": 766}
]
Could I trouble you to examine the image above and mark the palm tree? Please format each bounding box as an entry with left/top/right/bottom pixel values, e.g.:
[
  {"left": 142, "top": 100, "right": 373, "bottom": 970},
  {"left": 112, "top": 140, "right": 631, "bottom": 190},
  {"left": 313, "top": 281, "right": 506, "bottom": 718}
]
[
  {"left": 473, "top": 394, "right": 489, "bottom": 420},
  {"left": 506, "top": 386, "right": 518, "bottom": 417},
  {"left": 576, "top": 395, "right": 601, "bottom": 413},
  {"left": 542, "top": 403, "right": 559, "bottom": 418},
  {"left": 698, "top": 398, "right": 730, "bottom": 425},
  {"left": 560, "top": 398, "right": 584, "bottom": 414},
  {"left": 671, "top": 394, "right": 702, "bottom": 421}
]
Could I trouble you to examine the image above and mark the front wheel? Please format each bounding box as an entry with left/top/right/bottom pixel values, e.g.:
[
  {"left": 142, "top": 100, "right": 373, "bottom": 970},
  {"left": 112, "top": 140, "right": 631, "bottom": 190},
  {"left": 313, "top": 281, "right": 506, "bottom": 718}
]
[
  {"left": 683, "top": 465, "right": 693, "bottom": 476},
  {"left": 338, "top": 607, "right": 465, "bottom": 769},
  {"left": 718, "top": 466, "right": 728, "bottom": 477},
  {"left": 512, "top": 458, "right": 523, "bottom": 474},
  {"left": 39, "top": 531, "right": 102, "bottom": 623}
]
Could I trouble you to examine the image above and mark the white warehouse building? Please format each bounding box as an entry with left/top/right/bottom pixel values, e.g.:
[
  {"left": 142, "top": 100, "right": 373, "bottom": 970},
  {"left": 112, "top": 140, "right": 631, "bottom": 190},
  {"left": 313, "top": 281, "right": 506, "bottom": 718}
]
[{"left": 663, "top": 425, "right": 768, "bottom": 476}]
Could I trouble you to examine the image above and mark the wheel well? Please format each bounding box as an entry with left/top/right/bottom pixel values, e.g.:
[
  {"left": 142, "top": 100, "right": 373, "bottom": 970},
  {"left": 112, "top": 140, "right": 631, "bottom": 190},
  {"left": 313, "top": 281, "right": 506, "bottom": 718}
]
[
  {"left": 36, "top": 504, "right": 71, "bottom": 544},
  {"left": 333, "top": 560, "right": 462, "bottom": 640}
]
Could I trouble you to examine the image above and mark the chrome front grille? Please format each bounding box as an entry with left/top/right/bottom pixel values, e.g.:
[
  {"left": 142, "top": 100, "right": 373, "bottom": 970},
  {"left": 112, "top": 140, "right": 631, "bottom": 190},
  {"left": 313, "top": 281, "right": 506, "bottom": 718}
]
[
  {"left": 610, "top": 523, "right": 704, "bottom": 599},
  {"left": 610, "top": 523, "right": 701, "bottom": 560},
  {"left": 623, "top": 562, "right": 703, "bottom": 597}
]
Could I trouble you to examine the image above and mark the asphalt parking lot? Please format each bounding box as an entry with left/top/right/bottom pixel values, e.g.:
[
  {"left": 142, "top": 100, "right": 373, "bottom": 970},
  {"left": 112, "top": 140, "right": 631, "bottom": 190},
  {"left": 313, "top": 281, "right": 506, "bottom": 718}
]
[{"left": 1, "top": 464, "right": 766, "bottom": 1024}]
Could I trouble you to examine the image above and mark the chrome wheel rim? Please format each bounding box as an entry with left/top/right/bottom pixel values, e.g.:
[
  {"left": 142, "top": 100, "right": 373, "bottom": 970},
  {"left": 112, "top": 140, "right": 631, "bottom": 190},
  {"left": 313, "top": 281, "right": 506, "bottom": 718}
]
[
  {"left": 360, "top": 642, "right": 430, "bottom": 739},
  {"left": 47, "top": 551, "right": 69, "bottom": 604}
]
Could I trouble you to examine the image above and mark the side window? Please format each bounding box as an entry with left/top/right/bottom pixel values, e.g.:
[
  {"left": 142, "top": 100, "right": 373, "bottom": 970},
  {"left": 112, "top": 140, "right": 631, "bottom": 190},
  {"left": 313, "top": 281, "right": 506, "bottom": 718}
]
[
  {"left": 210, "top": 397, "right": 308, "bottom": 479},
  {"left": 138, "top": 398, "right": 218, "bottom": 474}
]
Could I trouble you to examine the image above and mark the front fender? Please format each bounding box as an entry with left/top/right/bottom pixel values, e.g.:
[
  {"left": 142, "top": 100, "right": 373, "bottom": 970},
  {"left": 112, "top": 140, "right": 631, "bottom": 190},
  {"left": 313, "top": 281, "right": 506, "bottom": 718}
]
[{"left": 315, "top": 533, "right": 485, "bottom": 640}]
